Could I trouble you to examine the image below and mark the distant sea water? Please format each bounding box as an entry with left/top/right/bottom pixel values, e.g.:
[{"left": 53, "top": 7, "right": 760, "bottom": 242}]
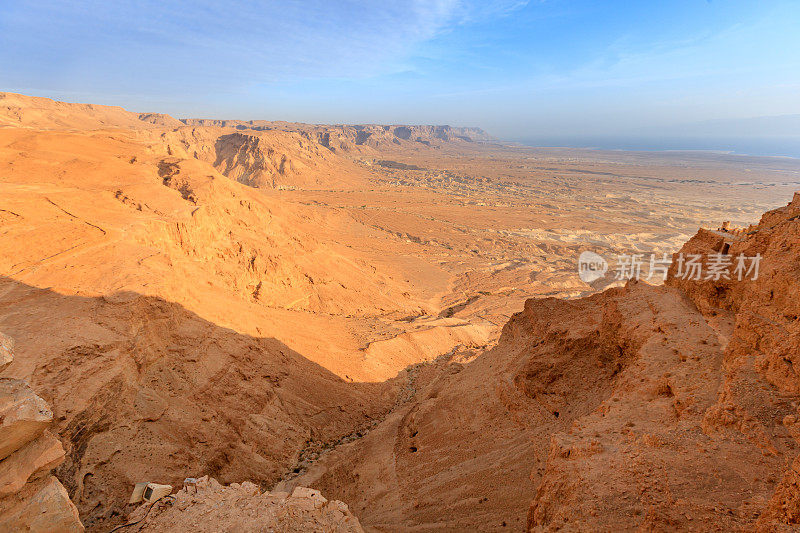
[{"left": 515, "top": 136, "right": 800, "bottom": 159}]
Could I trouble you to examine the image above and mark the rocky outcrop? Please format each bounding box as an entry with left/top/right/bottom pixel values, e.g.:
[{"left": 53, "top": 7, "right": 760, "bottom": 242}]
[
  {"left": 1, "top": 477, "right": 83, "bottom": 533},
  {"left": 0, "top": 333, "right": 84, "bottom": 532},
  {"left": 671, "top": 191, "right": 800, "bottom": 530},
  {"left": 142, "top": 127, "right": 373, "bottom": 190},
  {"left": 128, "top": 476, "right": 363, "bottom": 532},
  {"left": 210, "top": 130, "right": 364, "bottom": 189}
]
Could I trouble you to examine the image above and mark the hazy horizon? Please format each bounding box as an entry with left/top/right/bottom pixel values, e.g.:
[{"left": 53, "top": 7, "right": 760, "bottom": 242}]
[
  {"left": 2, "top": 1, "right": 799, "bottom": 153},
  {"left": 513, "top": 136, "right": 800, "bottom": 159}
]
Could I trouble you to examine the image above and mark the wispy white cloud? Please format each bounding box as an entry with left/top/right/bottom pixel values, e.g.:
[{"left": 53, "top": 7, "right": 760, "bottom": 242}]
[
  {"left": 1, "top": 0, "right": 523, "bottom": 89},
  {"left": 453, "top": 0, "right": 530, "bottom": 24}
]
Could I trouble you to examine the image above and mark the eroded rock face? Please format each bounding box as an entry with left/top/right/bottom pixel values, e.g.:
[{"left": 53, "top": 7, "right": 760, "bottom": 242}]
[
  {"left": 0, "top": 430, "right": 65, "bottom": 497},
  {"left": 0, "top": 333, "right": 84, "bottom": 532},
  {"left": 128, "top": 476, "right": 363, "bottom": 532},
  {"left": 527, "top": 192, "right": 800, "bottom": 531}
]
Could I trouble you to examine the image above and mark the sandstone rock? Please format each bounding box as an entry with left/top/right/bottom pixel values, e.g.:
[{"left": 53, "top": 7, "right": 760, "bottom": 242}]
[
  {"left": 0, "top": 430, "right": 65, "bottom": 496},
  {"left": 122, "top": 477, "right": 362, "bottom": 532},
  {"left": 0, "top": 332, "right": 83, "bottom": 531},
  {"left": 526, "top": 194, "right": 800, "bottom": 531},
  {"left": 0, "top": 476, "right": 84, "bottom": 532},
  {"left": 0, "top": 379, "right": 53, "bottom": 460},
  {"left": 0, "top": 332, "right": 12, "bottom": 373}
]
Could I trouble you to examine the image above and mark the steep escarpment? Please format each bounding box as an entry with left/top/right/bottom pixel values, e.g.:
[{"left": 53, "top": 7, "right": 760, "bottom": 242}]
[
  {"left": 209, "top": 130, "right": 370, "bottom": 189},
  {"left": 1, "top": 92, "right": 493, "bottom": 192},
  {"left": 145, "top": 124, "right": 492, "bottom": 189},
  {"left": 666, "top": 192, "right": 800, "bottom": 530},
  {"left": 177, "top": 120, "right": 494, "bottom": 150}
]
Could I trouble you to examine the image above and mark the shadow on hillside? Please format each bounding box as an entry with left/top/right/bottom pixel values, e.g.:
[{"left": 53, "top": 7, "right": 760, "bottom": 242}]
[{"left": 0, "top": 275, "right": 402, "bottom": 530}]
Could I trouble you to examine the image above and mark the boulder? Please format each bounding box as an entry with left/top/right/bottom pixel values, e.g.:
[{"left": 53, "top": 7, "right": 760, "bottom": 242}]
[
  {"left": 0, "top": 379, "right": 53, "bottom": 460},
  {"left": 0, "top": 476, "right": 84, "bottom": 532},
  {"left": 0, "top": 430, "right": 65, "bottom": 496}
]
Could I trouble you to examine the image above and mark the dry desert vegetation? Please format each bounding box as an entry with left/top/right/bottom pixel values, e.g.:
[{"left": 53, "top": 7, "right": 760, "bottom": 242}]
[{"left": 2, "top": 91, "right": 800, "bottom": 531}]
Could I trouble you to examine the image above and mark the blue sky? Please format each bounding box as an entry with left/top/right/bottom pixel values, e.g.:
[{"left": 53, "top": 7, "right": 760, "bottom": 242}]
[{"left": 1, "top": 1, "right": 799, "bottom": 142}]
